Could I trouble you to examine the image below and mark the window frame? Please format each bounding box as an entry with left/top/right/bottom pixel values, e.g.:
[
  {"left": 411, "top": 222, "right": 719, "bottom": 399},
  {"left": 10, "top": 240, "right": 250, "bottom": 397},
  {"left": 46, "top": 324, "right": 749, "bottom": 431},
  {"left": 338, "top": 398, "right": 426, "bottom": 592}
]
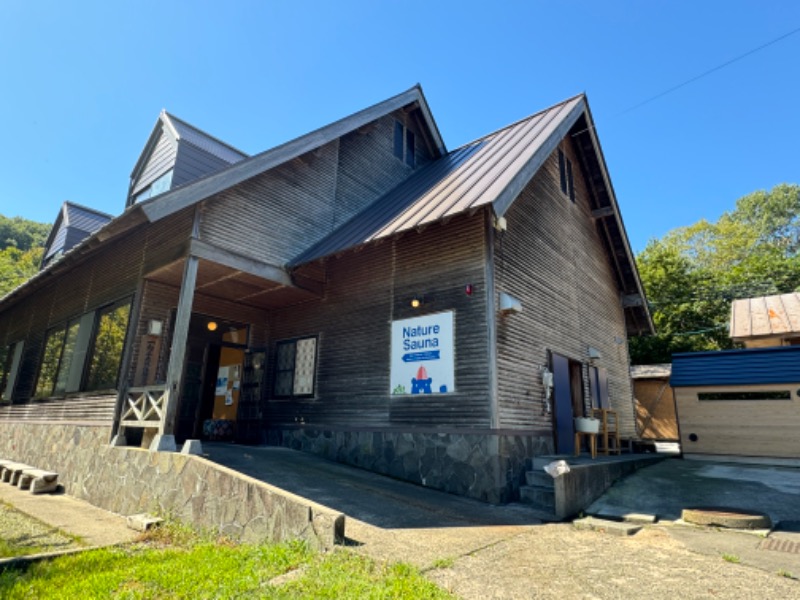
[
  {"left": 273, "top": 335, "right": 318, "bottom": 399},
  {"left": 0, "top": 341, "right": 24, "bottom": 403},
  {"left": 84, "top": 298, "right": 133, "bottom": 393},
  {"left": 31, "top": 296, "right": 133, "bottom": 398},
  {"left": 393, "top": 120, "right": 415, "bottom": 168}
]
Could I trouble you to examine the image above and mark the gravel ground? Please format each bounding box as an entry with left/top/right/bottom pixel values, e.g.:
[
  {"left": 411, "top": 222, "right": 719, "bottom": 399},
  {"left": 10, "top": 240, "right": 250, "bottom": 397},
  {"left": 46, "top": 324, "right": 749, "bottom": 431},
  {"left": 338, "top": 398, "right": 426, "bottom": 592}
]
[
  {"left": 0, "top": 503, "right": 82, "bottom": 556},
  {"left": 423, "top": 523, "right": 800, "bottom": 599}
]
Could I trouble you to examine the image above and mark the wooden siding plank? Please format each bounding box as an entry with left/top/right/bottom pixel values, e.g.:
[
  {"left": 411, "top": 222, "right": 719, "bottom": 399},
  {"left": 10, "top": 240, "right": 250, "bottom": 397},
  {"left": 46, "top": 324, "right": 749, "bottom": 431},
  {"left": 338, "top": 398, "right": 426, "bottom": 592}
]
[{"left": 494, "top": 136, "right": 636, "bottom": 437}]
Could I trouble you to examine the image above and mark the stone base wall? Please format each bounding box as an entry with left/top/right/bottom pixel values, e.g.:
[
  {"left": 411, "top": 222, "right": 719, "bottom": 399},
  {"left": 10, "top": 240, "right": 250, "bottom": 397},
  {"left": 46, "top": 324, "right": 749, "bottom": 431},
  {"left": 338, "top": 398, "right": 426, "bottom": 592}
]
[
  {"left": 270, "top": 427, "right": 553, "bottom": 504},
  {"left": 0, "top": 422, "right": 343, "bottom": 549}
]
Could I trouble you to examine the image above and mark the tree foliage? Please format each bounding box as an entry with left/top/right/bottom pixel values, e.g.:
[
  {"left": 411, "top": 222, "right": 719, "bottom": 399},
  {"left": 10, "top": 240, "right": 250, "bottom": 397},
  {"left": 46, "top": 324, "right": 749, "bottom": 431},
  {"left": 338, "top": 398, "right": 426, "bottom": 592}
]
[
  {"left": 630, "top": 183, "right": 800, "bottom": 364},
  {"left": 0, "top": 214, "right": 49, "bottom": 297}
]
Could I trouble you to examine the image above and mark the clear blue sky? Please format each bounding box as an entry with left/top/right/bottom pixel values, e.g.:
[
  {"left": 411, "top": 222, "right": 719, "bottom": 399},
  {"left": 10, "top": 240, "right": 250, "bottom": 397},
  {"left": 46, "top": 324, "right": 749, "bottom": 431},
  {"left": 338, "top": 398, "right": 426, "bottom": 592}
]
[{"left": 1, "top": 1, "right": 798, "bottom": 252}]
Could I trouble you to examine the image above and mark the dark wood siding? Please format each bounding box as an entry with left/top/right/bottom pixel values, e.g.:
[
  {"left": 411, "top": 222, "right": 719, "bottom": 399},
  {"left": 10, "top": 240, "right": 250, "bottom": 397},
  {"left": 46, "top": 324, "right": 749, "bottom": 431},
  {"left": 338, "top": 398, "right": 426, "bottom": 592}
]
[
  {"left": 132, "top": 129, "right": 176, "bottom": 196},
  {"left": 494, "top": 137, "right": 636, "bottom": 436},
  {"left": 332, "top": 114, "right": 433, "bottom": 229},
  {"left": 172, "top": 142, "right": 235, "bottom": 188},
  {"left": 265, "top": 213, "right": 491, "bottom": 429},
  {"left": 198, "top": 110, "right": 435, "bottom": 268},
  {"left": 0, "top": 209, "right": 195, "bottom": 415}
]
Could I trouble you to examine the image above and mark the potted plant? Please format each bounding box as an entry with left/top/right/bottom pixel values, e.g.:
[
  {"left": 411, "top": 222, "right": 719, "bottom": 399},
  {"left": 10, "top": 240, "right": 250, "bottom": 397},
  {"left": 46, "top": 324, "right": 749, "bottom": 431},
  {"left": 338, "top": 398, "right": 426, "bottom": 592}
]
[{"left": 574, "top": 413, "right": 600, "bottom": 433}]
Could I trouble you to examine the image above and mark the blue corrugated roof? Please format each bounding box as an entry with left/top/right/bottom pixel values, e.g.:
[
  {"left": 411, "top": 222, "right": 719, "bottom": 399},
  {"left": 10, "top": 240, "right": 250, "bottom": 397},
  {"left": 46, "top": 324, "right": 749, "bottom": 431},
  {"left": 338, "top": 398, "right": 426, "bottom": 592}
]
[{"left": 671, "top": 346, "right": 800, "bottom": 387}]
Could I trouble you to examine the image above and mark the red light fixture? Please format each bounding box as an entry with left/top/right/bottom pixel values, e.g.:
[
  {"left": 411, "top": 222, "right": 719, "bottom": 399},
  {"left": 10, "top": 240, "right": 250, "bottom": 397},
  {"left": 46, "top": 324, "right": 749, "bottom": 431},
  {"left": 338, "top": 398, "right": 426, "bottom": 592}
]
[{"left": 465, "top": 284, "right": 474, "bottom": 296}]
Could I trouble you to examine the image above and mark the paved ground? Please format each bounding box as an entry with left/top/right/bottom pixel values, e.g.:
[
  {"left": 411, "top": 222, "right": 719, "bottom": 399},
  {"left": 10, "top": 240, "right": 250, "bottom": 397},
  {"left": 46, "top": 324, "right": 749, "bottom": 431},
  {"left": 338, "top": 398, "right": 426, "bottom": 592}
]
[
  {"left": 0, "top": 482, "right": 138, "bottom": 548},
  {"left": 206, "top": 445, "right": 800, "bottom": 596},
  {"left": 588, "top": 458, "right": 800, "bottom": 525},
  {"left": 1, "top": 445, "right": 799, "bottom": 597}
]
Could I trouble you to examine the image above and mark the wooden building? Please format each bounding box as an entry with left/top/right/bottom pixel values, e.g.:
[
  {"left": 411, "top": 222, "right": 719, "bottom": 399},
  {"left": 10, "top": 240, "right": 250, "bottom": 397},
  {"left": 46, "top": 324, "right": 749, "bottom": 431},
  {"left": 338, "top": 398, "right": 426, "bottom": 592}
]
[
  {"left": 730, "top": 292, "right": 800, "bottom": 348},
  {"left": 631, "top": 364, "right": 678, "bottom": 441},
  {"left": 0, "top": 86, "right": 652, "bottom": 503}
]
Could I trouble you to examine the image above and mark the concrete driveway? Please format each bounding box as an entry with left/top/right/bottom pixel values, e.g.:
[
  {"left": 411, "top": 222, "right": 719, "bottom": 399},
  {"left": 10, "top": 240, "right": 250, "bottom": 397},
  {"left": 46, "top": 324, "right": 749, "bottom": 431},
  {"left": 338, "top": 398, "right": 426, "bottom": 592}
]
[{"left": 587, "top": 457, "right": 800, "bottom": 527}]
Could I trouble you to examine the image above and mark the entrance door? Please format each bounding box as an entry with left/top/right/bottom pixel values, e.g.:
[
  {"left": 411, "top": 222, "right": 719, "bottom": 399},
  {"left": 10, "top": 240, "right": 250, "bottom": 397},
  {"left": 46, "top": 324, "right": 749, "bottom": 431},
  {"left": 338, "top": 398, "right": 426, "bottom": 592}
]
[
  {"left": 552, "top": 353, "right": 574, "bottom": 454},
  {"left": 552, "top": 353, "right": 585, "bottom": 454}
]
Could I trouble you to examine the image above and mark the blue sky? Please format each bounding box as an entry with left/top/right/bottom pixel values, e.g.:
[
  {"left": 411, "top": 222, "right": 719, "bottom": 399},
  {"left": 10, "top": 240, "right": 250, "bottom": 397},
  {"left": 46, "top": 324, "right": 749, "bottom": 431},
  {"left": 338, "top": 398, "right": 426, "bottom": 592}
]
[{"left": 0, "top": 1, "right": 797, "bottom": 252}]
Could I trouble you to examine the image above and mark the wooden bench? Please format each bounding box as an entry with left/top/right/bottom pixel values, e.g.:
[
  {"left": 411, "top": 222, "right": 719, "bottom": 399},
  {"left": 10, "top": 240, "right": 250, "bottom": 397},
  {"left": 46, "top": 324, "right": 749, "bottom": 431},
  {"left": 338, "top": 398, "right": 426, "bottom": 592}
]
[{"left": 18, "top": 469, "right": 59, "bottom": 494}]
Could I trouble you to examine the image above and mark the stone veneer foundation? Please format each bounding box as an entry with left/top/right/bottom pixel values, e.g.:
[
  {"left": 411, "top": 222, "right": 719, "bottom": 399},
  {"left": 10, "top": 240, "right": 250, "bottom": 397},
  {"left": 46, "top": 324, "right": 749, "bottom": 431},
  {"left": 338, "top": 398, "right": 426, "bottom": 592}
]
[
  {"left": 269, "top": 427, "right": 553, "bottom": 504},
  {"left": 0, "top": 422, "right": 342, "bottom": 549}
]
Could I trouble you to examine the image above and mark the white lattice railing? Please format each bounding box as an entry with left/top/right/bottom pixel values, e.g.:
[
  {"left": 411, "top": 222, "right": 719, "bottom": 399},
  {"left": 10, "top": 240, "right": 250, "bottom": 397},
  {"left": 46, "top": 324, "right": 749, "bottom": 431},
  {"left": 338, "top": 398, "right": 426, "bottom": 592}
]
[{"left": 121, "top": 386, "right": 168, "bottom": 428}]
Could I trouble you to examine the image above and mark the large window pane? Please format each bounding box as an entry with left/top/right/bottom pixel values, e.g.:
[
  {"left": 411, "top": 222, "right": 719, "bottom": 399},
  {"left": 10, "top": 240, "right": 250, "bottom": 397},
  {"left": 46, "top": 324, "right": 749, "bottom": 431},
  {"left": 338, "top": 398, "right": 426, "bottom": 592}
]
[
  {"left": 273, "top": 336, "right": 317, "bottom": 398},
  {"left": 1, "top": 341, "right": 23, "bottom": 403},
  {"left": 35, "top": 328, "right": 66, "bottom": 397},
  {"left": 53, "top": 320, "right": 81, "bottom": 395},
  {"left": 85, "top": 301, "right": 131, "bottom": 391}
]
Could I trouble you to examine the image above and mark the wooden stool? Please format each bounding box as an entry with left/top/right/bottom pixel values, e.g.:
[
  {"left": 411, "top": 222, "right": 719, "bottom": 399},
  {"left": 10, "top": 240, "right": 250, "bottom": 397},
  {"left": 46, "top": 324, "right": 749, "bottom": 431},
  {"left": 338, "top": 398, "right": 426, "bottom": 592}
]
[{"left": 574, "top": 431, "right": 597, "bottom": 459}]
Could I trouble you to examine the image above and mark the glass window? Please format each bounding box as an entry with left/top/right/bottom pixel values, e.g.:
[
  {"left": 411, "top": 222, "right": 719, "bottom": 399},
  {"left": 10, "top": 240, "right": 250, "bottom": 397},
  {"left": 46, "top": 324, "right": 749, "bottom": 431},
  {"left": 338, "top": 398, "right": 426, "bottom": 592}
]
[
  {"left": 53, "top": 320, "right": 81, "bottom": 395},
  {"left": 698, "top": 391, "right": 790, "bottom": 401},
  {"left": 35, "top": 328, "right": 66, "bottom": 397},
  {"left": 405, "top": 129, "right": 415, "bottom": 167},
  {"left": 150, "top": 169, "right": 173, "bottom": 197},
  {"left": 393, "top": 120, "right": 404, "bottom": 160},
  {"left": 273, "top": 336, "right": 317, "bottom": 398},
  {"left": 85, "top": 300, "right": 131, "bottom": 391},
  {"left": 0, "top": 341, "right": 23, "bottom": 403}
]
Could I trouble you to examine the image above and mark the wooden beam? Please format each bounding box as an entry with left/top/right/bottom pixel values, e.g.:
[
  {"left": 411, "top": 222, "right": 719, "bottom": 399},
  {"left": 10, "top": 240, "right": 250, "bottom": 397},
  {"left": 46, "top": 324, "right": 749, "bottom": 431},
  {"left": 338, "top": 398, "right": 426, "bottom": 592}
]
[
  {"left": 189, "top": 239, "right": 294, "bottom": 288},
  {"left": 161, "top": 255, "right": 199, "bottom": 436},
  {"left": 622, "top": 294, "right": 644, "bottom": 308},
  {"left": 591, "top": 206, "right": 615, "bottom": 219}
]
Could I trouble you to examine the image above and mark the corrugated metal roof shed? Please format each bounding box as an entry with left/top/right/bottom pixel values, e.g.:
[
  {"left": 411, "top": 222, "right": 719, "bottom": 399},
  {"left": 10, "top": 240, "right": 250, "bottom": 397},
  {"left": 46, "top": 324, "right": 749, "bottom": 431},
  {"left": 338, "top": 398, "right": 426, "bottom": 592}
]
[
  {"left": 671, "top": 346, "right": 800, "bottom": 387},
  {"left": 291, "top": 95, "right": 584, "bottom": 266},
  {"left": 630, "top": 364, "right": 672, "bottom": 379},
  {"left": 730, "top": 292, "right": 800, "bottom": 341}
]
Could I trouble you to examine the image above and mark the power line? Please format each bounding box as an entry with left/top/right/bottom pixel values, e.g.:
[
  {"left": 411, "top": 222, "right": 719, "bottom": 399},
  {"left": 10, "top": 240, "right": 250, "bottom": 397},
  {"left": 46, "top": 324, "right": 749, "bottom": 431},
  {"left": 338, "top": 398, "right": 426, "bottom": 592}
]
[
  {"left": 572, "top": 24, "right": 800, "bottom": 137},
  {"left": 619, "top": 25, "right": 800, "bottom": 116}
]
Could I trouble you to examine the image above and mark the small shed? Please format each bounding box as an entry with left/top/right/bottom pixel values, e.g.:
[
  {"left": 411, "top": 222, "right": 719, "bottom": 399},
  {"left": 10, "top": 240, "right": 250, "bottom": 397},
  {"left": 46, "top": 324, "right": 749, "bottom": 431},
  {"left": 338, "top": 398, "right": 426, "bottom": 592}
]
[
  {"left": 671, "top": 346, "right": 800, "bottom": 465},
  {"left": 630, "top": 364, "right": 677, "bottom": 441},
  {"left": 730, "top": 292, "right": 800, "bottom": 348}
]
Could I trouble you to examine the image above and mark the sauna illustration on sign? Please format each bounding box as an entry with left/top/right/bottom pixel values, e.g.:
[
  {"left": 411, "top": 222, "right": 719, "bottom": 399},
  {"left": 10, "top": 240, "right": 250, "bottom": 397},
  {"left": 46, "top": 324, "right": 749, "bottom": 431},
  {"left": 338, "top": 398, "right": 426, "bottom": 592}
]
[{"left": 390, "top": 311, "right": 454, "bottom": 395}]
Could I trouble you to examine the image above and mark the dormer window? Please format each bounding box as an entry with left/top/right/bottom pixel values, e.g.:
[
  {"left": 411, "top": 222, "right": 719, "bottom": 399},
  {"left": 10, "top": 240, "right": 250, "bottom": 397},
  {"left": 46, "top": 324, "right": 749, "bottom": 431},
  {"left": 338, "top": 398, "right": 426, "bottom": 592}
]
[
  {"left": 134, "top": 169, "right": 173, "bottom": 203},
  {"left": 393, "top": 120, "right": 415, "bottom": 168}
]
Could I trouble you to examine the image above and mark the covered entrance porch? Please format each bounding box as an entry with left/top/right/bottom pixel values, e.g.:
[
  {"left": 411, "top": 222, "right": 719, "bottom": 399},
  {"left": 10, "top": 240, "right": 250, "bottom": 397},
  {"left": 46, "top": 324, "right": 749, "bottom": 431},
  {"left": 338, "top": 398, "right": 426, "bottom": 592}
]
[{"left": 113, "top": 241, "right": 322, "bottom": 451}]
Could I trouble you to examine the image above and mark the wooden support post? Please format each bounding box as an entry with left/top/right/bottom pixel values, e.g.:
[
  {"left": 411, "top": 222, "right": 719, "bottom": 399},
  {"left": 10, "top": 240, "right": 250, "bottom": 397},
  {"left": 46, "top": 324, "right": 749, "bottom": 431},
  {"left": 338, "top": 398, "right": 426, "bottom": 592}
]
[{"left": 158, "top": 256, "right": 199, "bottom": 446}]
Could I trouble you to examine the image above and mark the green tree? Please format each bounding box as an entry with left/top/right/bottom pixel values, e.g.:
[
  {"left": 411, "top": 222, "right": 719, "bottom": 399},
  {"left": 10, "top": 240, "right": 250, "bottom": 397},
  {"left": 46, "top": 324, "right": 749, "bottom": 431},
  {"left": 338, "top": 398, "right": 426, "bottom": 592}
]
[
  {"left": 0, "top": 213, "right": 49, "bottom": 297},
  {"left": 0, "top": 214, "right": 50, "bottom": 251},
  {"left": 630, "top": 183, "right": 800, "bottom": 364},
  {"left": 0, "top": 245, "right": 44, "bottom": 297}
]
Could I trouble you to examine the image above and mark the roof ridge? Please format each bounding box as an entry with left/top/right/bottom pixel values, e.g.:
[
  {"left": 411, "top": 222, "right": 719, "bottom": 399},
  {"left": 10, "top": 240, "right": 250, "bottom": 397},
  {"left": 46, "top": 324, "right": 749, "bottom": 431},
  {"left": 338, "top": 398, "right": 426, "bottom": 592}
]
[
  {"left": 62, "top": 200, "right": 114, "bottom": 220},
  {"left": 450, "top": 93, "right": 585, "bottom": 152},
  {"left": 162, "top": 111, "right": 249, "bottom": 158}
]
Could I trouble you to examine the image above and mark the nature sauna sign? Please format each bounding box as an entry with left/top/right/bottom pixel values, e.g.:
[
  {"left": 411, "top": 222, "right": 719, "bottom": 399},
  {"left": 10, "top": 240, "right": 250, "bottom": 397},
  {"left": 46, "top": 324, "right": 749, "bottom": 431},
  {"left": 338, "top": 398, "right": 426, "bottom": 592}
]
[{"left": 390, "top": 311, "right": 454, "bottom": 395}]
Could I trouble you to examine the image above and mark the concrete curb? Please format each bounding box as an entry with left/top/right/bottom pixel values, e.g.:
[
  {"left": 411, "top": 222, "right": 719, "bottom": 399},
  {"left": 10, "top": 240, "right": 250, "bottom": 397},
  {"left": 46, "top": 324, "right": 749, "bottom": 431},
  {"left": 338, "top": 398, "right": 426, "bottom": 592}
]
[{"left": 0, "top": 545, "right": 106, "bottom": 571}]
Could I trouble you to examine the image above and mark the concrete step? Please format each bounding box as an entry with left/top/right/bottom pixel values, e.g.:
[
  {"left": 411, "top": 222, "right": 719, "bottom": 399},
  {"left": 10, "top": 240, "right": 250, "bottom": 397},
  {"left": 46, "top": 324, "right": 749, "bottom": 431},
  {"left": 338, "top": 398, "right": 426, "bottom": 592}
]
[
  {"left": 519, "top": 484, "right": 555, "bottom": 511},
  {"left": 525, "top": 470, "right": 555, "bottom": 488}
]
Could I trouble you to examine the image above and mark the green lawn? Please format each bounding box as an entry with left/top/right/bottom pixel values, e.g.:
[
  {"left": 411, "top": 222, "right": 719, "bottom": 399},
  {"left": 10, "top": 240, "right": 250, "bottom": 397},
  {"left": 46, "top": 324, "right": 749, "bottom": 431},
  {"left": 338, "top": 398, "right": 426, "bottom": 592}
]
[{"left": 0, "top": 523, "right": 453, "bottom": 599}]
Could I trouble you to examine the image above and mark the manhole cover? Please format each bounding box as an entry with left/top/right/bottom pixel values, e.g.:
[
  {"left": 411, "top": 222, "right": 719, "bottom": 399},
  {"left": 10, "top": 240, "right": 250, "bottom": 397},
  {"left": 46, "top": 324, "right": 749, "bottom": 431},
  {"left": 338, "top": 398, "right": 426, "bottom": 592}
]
[
  {"left": 759, "top": 538, "right": 800, "bottom": 554},
  {"left": 681, "top": 507, "right": 772, "bottom": 530}
]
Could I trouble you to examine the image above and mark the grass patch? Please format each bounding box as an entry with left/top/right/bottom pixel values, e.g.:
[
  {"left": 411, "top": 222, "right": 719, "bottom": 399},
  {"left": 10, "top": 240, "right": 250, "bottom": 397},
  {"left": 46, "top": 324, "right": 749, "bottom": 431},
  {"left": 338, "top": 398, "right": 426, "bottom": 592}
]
[
  {"left": 430, "top": 556, "right": 455, "bottom": 569},
  {"left": 778, "top": 569, "right": 793, "bottom": 579},
  {"left": 721, "top": 553, "right": 740, "bottom": 564},
  {"left": 0, "top": 520, "right": 453, "bottom": 599}
]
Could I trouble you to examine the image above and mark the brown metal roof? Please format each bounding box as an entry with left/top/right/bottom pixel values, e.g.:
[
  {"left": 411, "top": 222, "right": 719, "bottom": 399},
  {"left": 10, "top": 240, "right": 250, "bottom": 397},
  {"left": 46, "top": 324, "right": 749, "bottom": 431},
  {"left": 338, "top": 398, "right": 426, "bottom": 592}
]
[
  {"left": 291, "top": 95, "right": 585, "bottom": 266},
  {"left": 730, "top": 292, "right": 800, "bottom": 340}
]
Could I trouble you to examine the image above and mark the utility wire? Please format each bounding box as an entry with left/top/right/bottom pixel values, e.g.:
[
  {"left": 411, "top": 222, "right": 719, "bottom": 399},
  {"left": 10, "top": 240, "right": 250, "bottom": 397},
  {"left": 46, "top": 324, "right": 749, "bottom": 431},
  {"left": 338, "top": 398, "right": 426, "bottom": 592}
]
[
  {"left": 618, "top": 24, "right": 800, "bottom": 115},
  {"left": 572, "top": 24, "right": 800, "bottom": 136}
]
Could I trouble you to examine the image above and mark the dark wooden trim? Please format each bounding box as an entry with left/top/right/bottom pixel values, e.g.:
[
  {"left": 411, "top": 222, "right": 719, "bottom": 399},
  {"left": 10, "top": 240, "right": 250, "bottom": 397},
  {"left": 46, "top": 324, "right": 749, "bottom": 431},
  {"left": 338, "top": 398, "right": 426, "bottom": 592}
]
[
  {"left": 591, "top": 206, "right": 615, "bottom": 219},
  {"left": 268, "top": 423, "right": 553, "bottom": 437},
  {"left": 188, "top": 239, "right": 294, "bottom": 288}
]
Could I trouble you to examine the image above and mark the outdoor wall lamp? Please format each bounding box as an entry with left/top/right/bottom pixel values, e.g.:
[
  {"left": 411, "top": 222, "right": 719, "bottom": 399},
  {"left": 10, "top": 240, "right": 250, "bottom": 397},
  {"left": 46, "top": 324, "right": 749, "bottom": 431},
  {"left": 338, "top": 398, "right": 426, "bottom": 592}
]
[
  {"left": 147, "top": 319, "right": 163, "bottom": 336},
  {"left": 410, "top": 297, "right": 422, "bottom": 309},
  {"left": 207, "top": 321, "right": 218, "bottom": 331}
]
